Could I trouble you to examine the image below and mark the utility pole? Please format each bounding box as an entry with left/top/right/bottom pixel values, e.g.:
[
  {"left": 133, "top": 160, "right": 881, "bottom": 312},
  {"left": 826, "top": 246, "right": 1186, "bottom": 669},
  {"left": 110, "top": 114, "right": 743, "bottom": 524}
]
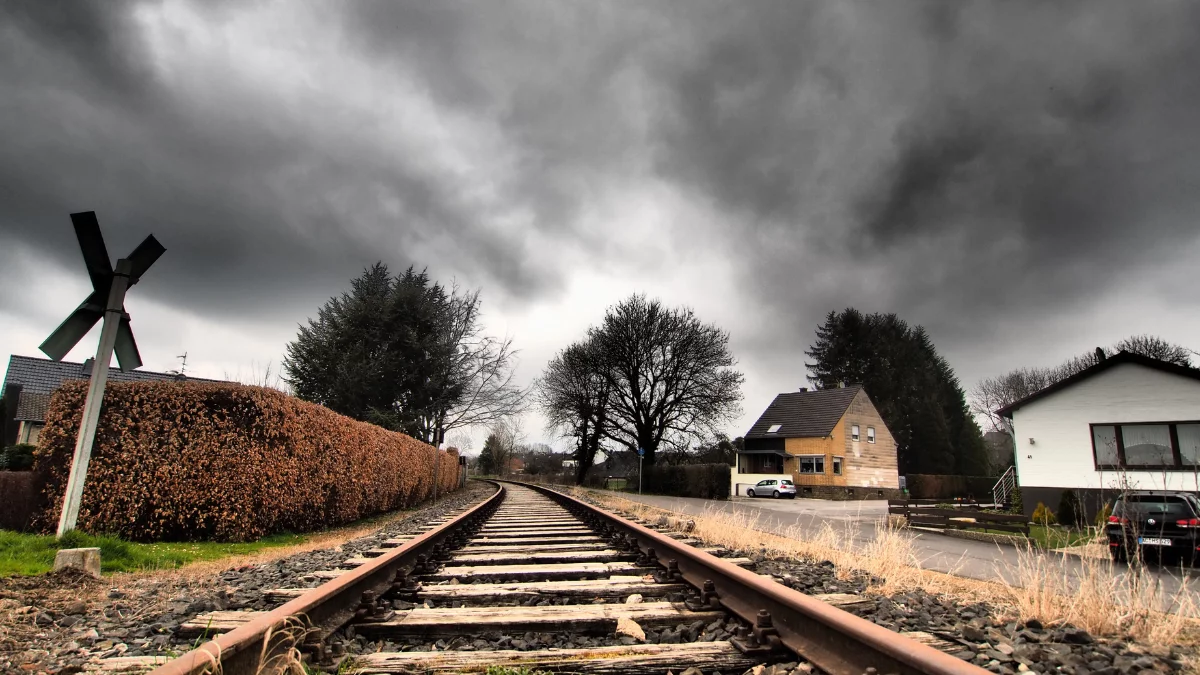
[
  {"left": 40, "top": 212, "right": 165, "bottom": 537},
  {"left": 638, "top": 446, "right": 644, "bottom": 494},
  {"left": 431, "top": 425, "right": 442, "bottom": 503}
]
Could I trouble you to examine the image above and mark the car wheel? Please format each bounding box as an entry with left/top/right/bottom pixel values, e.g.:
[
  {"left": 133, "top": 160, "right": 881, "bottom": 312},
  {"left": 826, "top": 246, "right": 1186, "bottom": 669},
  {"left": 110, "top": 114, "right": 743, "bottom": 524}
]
[
  {"left": 773, "top": 490, "right": 780, "bottom": 499},
  {"left": 747, "top": 489, "right": 755, "bottom": 498}
]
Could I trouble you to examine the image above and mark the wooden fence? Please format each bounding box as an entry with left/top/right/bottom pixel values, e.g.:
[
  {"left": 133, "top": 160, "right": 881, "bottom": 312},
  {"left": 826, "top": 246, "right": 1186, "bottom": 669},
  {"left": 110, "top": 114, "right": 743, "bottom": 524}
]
[{"left": 888, "top": 499, "right": 1030, "bottom": 536}]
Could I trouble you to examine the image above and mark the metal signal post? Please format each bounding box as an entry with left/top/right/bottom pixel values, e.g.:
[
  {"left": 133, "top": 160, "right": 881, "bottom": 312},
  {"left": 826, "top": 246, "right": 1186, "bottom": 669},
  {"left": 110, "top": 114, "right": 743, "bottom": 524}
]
[{"left": 39, "top": 212, "right": 165, "bottom": 537}]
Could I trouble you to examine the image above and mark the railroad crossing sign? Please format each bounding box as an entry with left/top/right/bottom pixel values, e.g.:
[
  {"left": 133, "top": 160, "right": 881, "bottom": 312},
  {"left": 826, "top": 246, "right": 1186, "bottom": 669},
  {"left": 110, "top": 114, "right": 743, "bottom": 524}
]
[{"left": 39, "top": 211, "right": 165, "bottom": 536}]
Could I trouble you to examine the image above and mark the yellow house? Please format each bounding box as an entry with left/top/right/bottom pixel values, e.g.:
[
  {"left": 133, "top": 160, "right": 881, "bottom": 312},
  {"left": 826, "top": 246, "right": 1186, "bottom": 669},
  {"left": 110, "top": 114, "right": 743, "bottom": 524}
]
[{"left": 733, "top": 386, "right": 901, "bottom": 499}]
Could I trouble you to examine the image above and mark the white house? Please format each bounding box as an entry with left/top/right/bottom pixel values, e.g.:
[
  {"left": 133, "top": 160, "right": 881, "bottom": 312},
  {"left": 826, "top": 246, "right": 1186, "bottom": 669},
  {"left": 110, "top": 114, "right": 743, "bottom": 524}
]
[{"left": 997, "top": 351, "right": 1200, "bottom": 518}]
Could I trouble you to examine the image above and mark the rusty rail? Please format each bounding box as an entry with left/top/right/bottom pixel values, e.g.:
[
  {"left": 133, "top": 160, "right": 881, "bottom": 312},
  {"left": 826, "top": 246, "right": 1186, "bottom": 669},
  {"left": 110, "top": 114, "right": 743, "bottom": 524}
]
[
  {"left": 149, "top": 482, "right": 504, "bottom": 675},
  {"left": 520, "top": 481, "right": 987, "bottom": 675}
]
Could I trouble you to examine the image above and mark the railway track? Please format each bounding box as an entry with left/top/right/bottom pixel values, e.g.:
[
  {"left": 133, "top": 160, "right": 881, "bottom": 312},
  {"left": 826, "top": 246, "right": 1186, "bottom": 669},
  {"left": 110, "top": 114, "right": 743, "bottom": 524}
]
[{"left": 125, "top": 482, "right": 986, "bottom": 675}]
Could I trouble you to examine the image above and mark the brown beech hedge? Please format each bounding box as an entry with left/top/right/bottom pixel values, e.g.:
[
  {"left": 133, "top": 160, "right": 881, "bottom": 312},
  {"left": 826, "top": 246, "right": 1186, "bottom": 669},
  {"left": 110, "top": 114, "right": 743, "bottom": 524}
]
[{"left": 35, "top": 381, "right": 461, "bottom": 542}]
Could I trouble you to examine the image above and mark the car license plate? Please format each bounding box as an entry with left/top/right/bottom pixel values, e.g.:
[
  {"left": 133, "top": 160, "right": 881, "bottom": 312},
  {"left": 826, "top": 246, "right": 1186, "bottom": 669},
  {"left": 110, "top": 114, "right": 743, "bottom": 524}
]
[{"left": 1138, "top": 537, "right": 1171, "bottom": 546}]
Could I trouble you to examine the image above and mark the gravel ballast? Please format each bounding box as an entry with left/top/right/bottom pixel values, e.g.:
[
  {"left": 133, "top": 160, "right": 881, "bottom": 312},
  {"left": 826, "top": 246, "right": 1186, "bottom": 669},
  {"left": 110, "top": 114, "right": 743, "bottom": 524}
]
[{"left": 0, "top": 482, "right": 494, "bottom": 674}]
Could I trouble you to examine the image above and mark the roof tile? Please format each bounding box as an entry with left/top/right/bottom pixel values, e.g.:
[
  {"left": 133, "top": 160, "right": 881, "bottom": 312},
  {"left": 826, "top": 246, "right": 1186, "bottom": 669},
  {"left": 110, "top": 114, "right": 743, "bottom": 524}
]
[
  {"left": 2, "top": 355, "right": 226, "bottom": 423},
  {"left": 745, "top": 386, "right": 862, "bottom": 439}
]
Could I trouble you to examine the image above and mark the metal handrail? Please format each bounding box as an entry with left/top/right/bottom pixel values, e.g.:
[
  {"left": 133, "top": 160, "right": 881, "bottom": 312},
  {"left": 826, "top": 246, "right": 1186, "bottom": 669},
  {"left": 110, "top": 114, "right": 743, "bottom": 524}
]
[{"left": 992, "top": 465, "right": 1017, "bottom": 507}]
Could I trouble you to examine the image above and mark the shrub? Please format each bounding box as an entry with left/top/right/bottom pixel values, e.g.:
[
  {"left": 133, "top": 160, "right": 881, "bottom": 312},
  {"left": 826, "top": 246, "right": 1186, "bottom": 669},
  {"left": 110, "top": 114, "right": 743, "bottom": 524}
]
[
  {"left": 1009, "top": 486, "right": 1024, "bottom": 515},
  {"left": 639, "top": 463, "right": 730, "bottom": 500},
  {"left": 35, "top": 381, "right": 460, "bottom": 541},
  {"left": 1032, "top": 501, "right": 1057, "bottom": 526},
  {"left": 0, "top": 444, "right": 37, "bottom": 471},
  {"left": 1057, "top": 489, "right": 1082, "bottom": 529},
  {"left": 1094, "top": 502, "right": 1113, "bottom": 528}
]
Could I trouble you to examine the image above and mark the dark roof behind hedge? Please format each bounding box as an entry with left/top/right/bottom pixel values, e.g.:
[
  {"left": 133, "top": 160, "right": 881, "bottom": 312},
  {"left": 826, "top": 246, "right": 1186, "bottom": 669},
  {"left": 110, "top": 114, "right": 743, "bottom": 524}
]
[{"left": 2, "top": 355, "right": 225, "bottom": 422}]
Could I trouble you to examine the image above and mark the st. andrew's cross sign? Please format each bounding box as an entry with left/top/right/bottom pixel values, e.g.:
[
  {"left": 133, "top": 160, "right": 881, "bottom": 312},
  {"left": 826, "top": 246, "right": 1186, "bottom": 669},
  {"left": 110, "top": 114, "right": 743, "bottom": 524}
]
[{"left": 40, "top": 211, "right": 165, "bottom": 536}]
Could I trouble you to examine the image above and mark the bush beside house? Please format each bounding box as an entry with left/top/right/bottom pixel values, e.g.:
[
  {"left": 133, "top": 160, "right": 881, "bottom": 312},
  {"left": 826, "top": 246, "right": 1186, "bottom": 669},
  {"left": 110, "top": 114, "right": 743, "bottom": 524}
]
[{"left": 35, "top": 380, "right": 459, "bottom": 542}]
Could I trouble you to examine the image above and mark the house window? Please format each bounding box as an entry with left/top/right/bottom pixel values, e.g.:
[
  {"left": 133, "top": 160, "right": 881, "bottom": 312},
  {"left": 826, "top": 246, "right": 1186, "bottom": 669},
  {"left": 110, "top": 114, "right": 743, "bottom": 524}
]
[
  {"left": 1091, "top": 421, "right": 1200, "bottom": 470},
  {"left": 866, "top": 427, "right": 875, "bottom": 443},
  {"left": 851, "top": 425, "right": 860, "bottom": 441},
  {"left": 1092, "top": 426, "right": 1119, "bottom": 466},
  {"left": 1122, "top": 425, "right": 1173, "bottom": 466},
  {"left": 1179, "top": 424, "right": 1200, "bottom": 465},
  {"left": 832, "top": 456, "right": 843, "bottom": 475},
  {"left": 767, "top": 424, "right": 782, "bottom": 433},
  {"left": 799, "top": 455, "right": 825, "bottom": 474}
]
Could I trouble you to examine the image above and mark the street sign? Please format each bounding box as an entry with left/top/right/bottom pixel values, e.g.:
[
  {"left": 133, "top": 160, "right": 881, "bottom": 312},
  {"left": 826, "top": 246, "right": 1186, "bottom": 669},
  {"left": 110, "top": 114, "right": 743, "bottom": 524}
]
[
  {"left": 637, "top": 447, "right": 644, "bottom": 457},
  {"left": 40, "top": 212, "right": 164, "bottom": 536}
]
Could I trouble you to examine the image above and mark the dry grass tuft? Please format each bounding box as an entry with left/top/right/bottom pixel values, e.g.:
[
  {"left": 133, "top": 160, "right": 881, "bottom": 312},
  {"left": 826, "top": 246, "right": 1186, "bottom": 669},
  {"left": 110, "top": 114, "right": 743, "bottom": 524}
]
[
  {"left": 1004, "top": 541, "right": 1199, "bottom": 642},
  {"left": 576, "top": 488, "right": 1200, "bottom": 645}
]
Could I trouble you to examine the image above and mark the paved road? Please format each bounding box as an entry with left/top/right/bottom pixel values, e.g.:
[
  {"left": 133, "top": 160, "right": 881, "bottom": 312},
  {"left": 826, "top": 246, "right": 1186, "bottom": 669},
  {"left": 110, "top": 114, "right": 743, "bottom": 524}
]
[{"left": 608, "top": 491, "right": 1200, "bottom": 612}]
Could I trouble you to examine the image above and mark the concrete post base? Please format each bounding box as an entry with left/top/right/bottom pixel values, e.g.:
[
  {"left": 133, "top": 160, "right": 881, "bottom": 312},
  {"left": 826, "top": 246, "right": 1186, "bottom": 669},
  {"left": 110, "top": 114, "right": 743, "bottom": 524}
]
[{"left": 54, "top": 547, "right": 102, "bottom": 577}]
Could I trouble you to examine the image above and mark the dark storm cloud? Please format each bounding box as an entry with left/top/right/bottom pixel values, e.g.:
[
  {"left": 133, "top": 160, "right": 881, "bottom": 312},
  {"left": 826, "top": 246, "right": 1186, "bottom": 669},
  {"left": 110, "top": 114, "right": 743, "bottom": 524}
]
[
  {"left": 648, "top": 0, "right": 1200, "bottom": 341},
  {"left": 0, "top": 0, "right": 565, "bottom": 322},
  {"left": 3, "top": 0, "right": 1199, "bottom": 373}
]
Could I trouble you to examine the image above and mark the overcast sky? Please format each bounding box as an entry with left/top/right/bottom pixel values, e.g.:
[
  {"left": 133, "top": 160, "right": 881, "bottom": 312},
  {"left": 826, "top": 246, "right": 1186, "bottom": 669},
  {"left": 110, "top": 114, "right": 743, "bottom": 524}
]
[{"left": 3, "top": 0, "right": 1199, "bottom": 453}]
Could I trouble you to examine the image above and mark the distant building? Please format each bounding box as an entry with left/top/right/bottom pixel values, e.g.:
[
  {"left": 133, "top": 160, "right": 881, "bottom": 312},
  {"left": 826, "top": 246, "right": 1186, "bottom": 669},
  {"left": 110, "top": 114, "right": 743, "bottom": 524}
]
[
  {"left": 737, "top": 386, "right": 901, "bottom": 499},
  {"left": 508, "top": 457, "right": 525, "bottom": 473},
  {"left": 997, "top": 351, "right": 1200, "bottom": 519},
  {"left": 1, "top": 355, "right": 225, "bottom": 446}
]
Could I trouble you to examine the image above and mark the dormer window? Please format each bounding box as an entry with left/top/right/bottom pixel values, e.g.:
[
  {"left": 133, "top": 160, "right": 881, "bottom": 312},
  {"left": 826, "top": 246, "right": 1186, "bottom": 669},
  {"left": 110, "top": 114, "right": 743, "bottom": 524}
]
[{"left": 767, "top": 424, "right": 782, "bottom": 433}]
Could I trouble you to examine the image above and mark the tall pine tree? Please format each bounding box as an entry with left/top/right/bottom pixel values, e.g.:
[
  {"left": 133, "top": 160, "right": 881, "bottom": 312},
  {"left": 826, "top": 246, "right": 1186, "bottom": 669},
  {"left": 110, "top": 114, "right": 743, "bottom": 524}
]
[{"left": 805, "top": 309, "right": 987, "bottom": 476}]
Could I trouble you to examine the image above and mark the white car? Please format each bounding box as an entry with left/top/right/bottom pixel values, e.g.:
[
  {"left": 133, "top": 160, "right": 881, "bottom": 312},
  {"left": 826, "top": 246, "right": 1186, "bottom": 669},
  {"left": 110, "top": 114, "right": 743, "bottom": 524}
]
[{"left": 746, "top": 479, "right": 797, "bottom": 499}]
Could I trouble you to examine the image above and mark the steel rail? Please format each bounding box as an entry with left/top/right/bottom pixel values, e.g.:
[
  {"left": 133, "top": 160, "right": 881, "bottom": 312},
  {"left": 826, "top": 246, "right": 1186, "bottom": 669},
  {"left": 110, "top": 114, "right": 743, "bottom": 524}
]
[
  {"left": 149, "top": 482, "right": 505, "bottom": 675},
  {"left": 518, "top": 481, "right": 988, "bottom": 675}
]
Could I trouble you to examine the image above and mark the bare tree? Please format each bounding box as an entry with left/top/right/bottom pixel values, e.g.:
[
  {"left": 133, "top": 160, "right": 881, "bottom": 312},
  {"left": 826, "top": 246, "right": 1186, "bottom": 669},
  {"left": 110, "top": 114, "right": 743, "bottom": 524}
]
[
  {"left": 588, "top": 295, "right": 744, "bottom": 465},
  {"left": 420, "top": 285, "right": 529, "bottom": 445},
  {"left": 224, "top": 361, "right": 292, "bottom": 393},
  {"left": 1114, "top": 334, "right": 1193, "bottom": 367},
  {"left": 483, "top": 417, "right": 523, "bottom": 476},
  {"left": 446, "top": 431, "right": 474, "bottom": 455},
  {"left": 970, "top": 367, "right": 1055, "bottom": 434},
  {"left": 971, "top": 334, "right": 1195, "bottom": 434},
  {"left": 538, "top": 340, "right": 611, "bottom": 484}
]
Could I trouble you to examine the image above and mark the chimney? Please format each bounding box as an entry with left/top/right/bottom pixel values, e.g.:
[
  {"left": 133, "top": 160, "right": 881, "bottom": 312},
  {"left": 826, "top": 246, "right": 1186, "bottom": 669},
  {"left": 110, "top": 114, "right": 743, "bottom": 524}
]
[
  {"left": 799, "top": 387, "right": 808, "bottom": 392},
  {"left": 81, "top": 358, "right": 95, "bottom": 377}
]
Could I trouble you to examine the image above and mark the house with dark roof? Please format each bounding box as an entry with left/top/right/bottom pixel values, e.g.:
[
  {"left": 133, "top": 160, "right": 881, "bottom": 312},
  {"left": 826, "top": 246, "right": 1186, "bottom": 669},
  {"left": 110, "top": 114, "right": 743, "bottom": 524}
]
[
  {"left": 996, "top": 351, "right": 1200, "bottom": 519},
  {"left": 1, "top": 355, "right": 225, "bottom": 447},
  {"left": 736, "top": 385, "right": 900, "bottom": 499}
]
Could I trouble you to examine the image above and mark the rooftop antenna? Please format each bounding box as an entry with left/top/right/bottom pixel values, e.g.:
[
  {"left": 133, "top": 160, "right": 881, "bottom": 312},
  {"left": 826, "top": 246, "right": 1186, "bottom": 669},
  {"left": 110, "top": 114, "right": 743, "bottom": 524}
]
[
  {"left": 39, "top": 211, "right": 165, "bottom": 537},
  {"left": 170, "top": 351, "right": 188, "bottom": 376}
]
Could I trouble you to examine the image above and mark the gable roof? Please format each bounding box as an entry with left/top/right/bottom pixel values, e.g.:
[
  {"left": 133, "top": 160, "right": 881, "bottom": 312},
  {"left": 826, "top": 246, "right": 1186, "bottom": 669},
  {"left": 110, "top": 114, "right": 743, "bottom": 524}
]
[
  {"left": 746, "top": 386, "right": 862, "bottom": 439},
  {"left": 996, "top": 351, "right": 1200, "bottom": 419},
  {"left": 2, "top": 355, "right": 226, "bottom": 422}
]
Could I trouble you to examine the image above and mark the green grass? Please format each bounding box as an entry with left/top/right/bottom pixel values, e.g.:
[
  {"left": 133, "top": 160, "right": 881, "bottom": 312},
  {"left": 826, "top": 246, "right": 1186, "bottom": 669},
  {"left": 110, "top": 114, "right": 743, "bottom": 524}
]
[
  {"left": 1027, "top": 524, "right": 1096, "bottom": 549},
  {"left": 0, "top": 528, "right": 307, "bottom": 577}
]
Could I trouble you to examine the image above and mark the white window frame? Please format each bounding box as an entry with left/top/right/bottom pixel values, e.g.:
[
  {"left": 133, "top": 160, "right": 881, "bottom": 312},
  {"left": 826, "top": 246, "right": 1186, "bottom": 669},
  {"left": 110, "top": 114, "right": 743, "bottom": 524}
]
[
  {"left": 798, "top": 455, "right": 825, "bottom": 474},
  {"left": 851, "top": 424, "right": 860, "bottom": 441},
  {"left": 767, "top": 423, "right": 782, "bottom": 433},
  {"left": 866, "top": 426, "right": 875, "bottom": 443},
  {"left": 832, "top": 456, "right": 843, "bottom": 475}
]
